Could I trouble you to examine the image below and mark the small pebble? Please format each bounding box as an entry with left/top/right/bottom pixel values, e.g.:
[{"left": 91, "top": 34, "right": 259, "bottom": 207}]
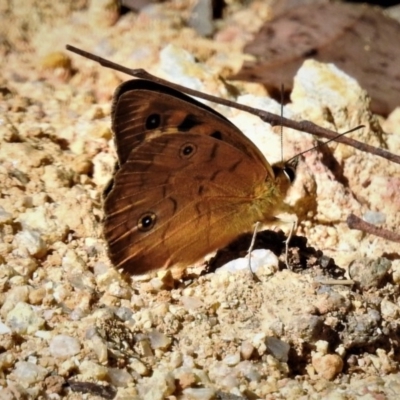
[
  {"left": 223, "top": 353, "right": 240, "bottom": 367},
  {"left": 363, "top": 211, "right": 386, "bottom": 225},
  {"left": 391, "top": 260, "right": 400, "bottom": 284},
  {"left": 137, "top": 339, "right": 154, "bottom": 357},
  {"left": 234, "top": 361, "right": 261, "bottom": 382},
  {"left": 314, "top": 291, "right": 350, "bottom": 314},
  {"left": 181, "top": 296, "right": 203, "bottom": 311},
  {"left": 287, "top": 315, "right": 324, "bottom": 342},
  {"left": 44, "top": 375, "right": 65, "bottom": 396},
  {"left": 169, "top": 351, "right": 183, "bottom": 369},
  {"left": 114, "top": 307, "right": 134, "bottom": 321},
  {"left": 6, "top": 302, "right": 45, "bottom": 334},
  {"left": 89, "top": 335, "right": 108, "bottom": 364},
  {"left": 240, "top": 341, "right": 255, "bottom": 360},
  {"left": 174, "top": 368, "right": 198, "bottom": 389},
  {"left": 149, "top": 330, "right": 172, "bottom": 350},
  {"left": 312, "top": 353, "right": 343, "bottom": 380},
  {"left": 0, "top": 321, "right": 11, "bottom": 334},
  {"left": 156, "top": 269, "right": 175, "bottom": 290},
  {"left": 1, "top": 286, "right": 30, "bottom": 314},
  {"left": 137, "top": 369, "right": 175, "bottom": 399},
  {"left": 49, "top": 335, "right": 80, "bottom": 359},
  {"left": 78, "top": 360, "right": 108, "bottom": 380},
  {"left": 380, "top": 299, "right": 399, "bottom": 319},
  {"left": 13, "top": 229, "right": 47, "bottom": 258},
  {"left": 88, "top": 0, "right": 120, "bottom": 27},
  {"left": 188, "top": 0, "right": 214, "bottom": 37},
  {"left": 0, "top": 207, "right": 12, "bottom": 224},
  {"left": 315, "top": 340, "right": 329, "bottom": 355},
  {"left": 349, "top": 257, "right": 391, "bottom": 289},
  {"left": 28, "top": 287, "right": 46, "bottom": 305},
  {"left": 217, "top": 249, "right": 278, "bottom": 274},
  {"left": 130, "top": 358, "right": 149, "bottom": 376},
  {"left": 12, "top": 361, "right": 48, "bottom": 386},
  {"left": 265, "top": 337, "right": 290, "bottom": 362},
  {"left": 182, "top": 387, "right": 216, "bottom": 400},
  {"left": 107, "top": 367, "right": 133, "bottom": 387},
  {"left": 0, "top": 352, "right": 16, "bottom": 369},
  {"left": 208, "top": 361, "right": 231, "bottom": 382}
]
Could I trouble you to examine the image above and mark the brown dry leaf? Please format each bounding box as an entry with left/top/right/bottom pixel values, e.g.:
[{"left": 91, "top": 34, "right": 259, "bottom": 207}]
[{"left": 232, "top": 2, "right": 400, "bottom": 116}]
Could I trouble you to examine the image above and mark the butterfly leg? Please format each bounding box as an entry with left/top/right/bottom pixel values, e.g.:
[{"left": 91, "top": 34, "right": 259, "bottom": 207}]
[
  {"left": 273, "top": 210, "right": 298, "bottom": 270},
  {"left": 247, "top": 221, "right": 261, "bottom": 279},
  {"left": 284, "top": 219, "right": 297, "bottom": 270}
]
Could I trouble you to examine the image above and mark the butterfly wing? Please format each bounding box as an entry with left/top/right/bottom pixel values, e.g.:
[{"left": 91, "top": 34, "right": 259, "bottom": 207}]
[
  {"left": 111, "top": 79, "right": 272, "bottom": 174},
  {"left": 103, "top": 133, "right": 282, "bottom": 275}
]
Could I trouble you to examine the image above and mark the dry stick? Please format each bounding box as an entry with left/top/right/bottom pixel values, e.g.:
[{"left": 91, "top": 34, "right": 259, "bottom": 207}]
[
  {"left": 314, "top": 278, "right": 354, "bottom": 286},
  {"left": 66, "top": 45, "right": 400, "bottom": 165},
  {"left": 347, "top": 214, "right": 400, "bottom": 243}
]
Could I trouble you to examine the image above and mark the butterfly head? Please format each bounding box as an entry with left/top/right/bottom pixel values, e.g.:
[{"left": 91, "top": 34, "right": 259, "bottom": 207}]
[{"left": 271, "top": 157, "right": 298, "bottom": 195}]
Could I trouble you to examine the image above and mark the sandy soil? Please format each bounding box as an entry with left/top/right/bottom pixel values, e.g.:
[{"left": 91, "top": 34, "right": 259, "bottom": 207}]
[{"left": 1, "top": 1, "right": 400, "bottom": 399}]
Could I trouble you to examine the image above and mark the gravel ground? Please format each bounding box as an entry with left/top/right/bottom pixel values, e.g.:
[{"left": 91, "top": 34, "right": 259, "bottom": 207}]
[{"left": 1, "top": 1, "right": 400, "bottom": 399}]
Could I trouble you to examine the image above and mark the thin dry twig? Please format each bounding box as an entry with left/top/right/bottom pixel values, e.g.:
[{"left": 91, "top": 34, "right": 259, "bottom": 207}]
[
  {"left": 315, "top": 278, "right": 354, "bottom": 286},
  {"left": 347, "top": 213, "right": 400, "bottom": 243},
  {"left": 66, "top": 45, "right": 400, "bottom": 166}
]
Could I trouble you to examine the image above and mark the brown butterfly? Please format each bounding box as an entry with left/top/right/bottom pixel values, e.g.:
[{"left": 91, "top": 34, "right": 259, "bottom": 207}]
[{"left": 103, "top": 79, "right": 297, "bottom": 275}]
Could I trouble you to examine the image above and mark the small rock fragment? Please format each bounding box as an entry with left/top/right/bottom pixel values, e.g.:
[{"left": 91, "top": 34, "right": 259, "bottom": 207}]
[
  {"left": 174, "top": 368, "right": 198, "bottom": 389},
  {"left": 223, "top": 353, "right": 240, "bottom": 367},
  {"left": 312, "top": 353, "right": 343, "bottom": 380},
  {"left": 88, "top": 334, "right": 108, "bottom": 364},
  {"left": 12, "top": 361, "right": 48, "bottom": 387},
  {"left": 182, "top": 387, "right": 216, "bottom": 400},
  {"left": 286, "top": 315, "right": 324, "bottom": 342},
  {"left": 314, "top": 291, "right": 350, "bottom": 315},
  {"left": 136, "top": 339, "right": 154, "bottom": 357},
  {"left": 130, "top": 358, "right": 149, "bottom": 376},
  {"left": 363, "top": 211, "right": 386, "bottom": 225},
  {"left": 349, "top": 257, "right": 391, "bottom": 289},
  {"left": 0, "top": 207, "right": 12, "bottom": 224},
  {"left": 189, "top": 0, "right": 215, "bottom": 37},
  {"left": 6, "top": 302, "right": 45, "bottom": 334},
  {"left": 0, "top": 322, "right": 11, "bottom": 334},
  {"left": 265, "top": 337, "right": 290, "bottom": 362},
  {"left": 13, "top": 229, "right": 47, "bottom": 258},
  {"left": 234, "top": 361, "right": 262, "bottom": 383},
  {"left": 156, "top": 269, "right": 175, "bottom": 290},
  {"left": 137, "top": 369, "right": 175, "bottom": 400},
  {"left": 342, "top": 311, "right": 381, "bottom": 348},
  {"left": 181, "top": 296, "right": 203, "bottom": 311},
  {"left": 217, "top": 249, "right": 278, "bottom": 274},
  {"left": 44, "top": 375, "right": 65, "bottom": 396},
  {"left": 148, "top": 330, "right": 172, "bottom": 350},
  {"left": 107, "top": 368, "right": 133, "bottom": 387},
  {"left": 315, "top": 340, "right": 329, "bottom": 355},
  {"left": 49, "top": 335, "right": 81, "bottom": 359},
  {"left": 240, "top": 341, "right": 255, "bottom": 360},
  {"left": 78, "top": 360, "right": 108, "bottom": 380},
  {"left": 88, "top": 0, "right": 120, "bottom": 27},
  {"left": 380, "top": 299, "right": 399, "bottom": 319}
]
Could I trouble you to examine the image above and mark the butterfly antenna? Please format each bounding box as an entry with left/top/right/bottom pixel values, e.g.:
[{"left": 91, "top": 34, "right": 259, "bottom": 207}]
[
  {"left": 280, "top": 84, "right": 284, "bottom": 163},
  {"left": 286, "top": 125, "right": 365, "bottom": 163}
]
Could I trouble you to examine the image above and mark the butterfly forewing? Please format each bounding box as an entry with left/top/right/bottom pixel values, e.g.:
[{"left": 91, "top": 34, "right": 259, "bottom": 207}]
[{"left": 111, "top": 79, "right": 272, "bottom": 174}]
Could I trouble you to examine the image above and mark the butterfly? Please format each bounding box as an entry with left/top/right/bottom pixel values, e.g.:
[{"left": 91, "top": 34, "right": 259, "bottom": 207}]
[{"left": 103, "top": 79, "right": 297, "bottom": 275}]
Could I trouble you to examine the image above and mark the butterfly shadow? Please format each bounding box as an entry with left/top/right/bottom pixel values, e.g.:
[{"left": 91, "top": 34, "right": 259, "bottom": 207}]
[{"left": 206, "top": 229, "right": 346, "bottom": 280}]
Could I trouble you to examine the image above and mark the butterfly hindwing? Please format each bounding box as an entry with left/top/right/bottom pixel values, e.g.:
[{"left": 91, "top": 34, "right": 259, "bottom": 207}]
[{"left": 103, "top": 133, "right": 271, "bottom": 274}]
